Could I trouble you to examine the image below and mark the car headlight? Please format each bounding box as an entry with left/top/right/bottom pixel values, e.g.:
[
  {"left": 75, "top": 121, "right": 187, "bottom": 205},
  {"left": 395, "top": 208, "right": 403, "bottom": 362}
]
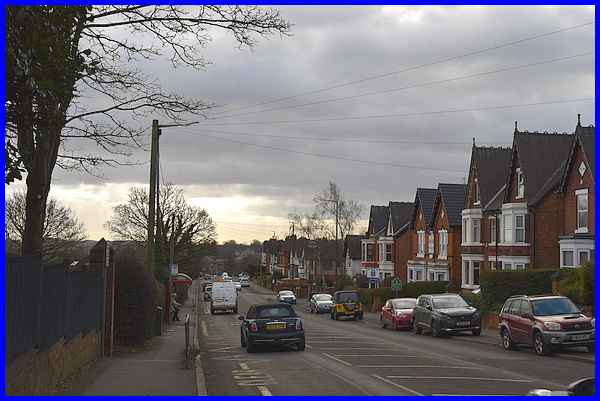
[
  {"left": 543, "top": 321, "right": 561, "bottom": 331},
  {"left": 472, "top": 312, "right": 480, "bottom": 320}
]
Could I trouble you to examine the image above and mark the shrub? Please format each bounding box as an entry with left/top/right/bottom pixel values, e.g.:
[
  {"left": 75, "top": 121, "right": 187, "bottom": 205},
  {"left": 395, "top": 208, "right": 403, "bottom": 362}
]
[
  {"left": 462, "top": 292, "right": 481, "bottom": 309},
  {"left": 335, "top": 274, "right": 354, "bottom": 291},
  {"left": 558, "top": 262, "right": 594, "bottom": 306},
  {"left": 357, "top": 281, "right": 449, "bottom": 306},
  {"left": 114, "top": 249, "right": 161, "bottom": 346},
  {"left": 480, "top": 270, "right": 555, "bottom": 314}
]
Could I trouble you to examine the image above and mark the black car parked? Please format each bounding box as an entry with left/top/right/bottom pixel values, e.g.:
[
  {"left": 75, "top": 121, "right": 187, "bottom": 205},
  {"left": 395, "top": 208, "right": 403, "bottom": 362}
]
[
  {"left": 239, "top": 303, "right": 305, "bottom": 353},
  {"left": 412, "top": 293, "right": 481, "bottom": 337}
]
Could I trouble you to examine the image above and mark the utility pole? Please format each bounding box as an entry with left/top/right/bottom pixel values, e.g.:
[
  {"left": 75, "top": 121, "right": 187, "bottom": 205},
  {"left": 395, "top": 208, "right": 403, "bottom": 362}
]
[
  {"left": 170, "top": 214, "right": 175, "bottom": 266},
  {"left": 144, "top": 119, "right": 159, "bottom": 273},
  {"left": 335, "top": 200, "right": 339, "bottom": 278}
]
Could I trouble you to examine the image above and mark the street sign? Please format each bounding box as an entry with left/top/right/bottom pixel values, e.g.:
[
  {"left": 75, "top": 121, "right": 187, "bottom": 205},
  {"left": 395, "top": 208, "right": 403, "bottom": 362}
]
[
  {"left": 391, "top": 277, "right": 402, "bottom": 290},
  {"left": 368, "top": 268, "right": 380, "bottom": 279},
  {"left": 170, "top": 264, "right": 178, "bottom": 276}
]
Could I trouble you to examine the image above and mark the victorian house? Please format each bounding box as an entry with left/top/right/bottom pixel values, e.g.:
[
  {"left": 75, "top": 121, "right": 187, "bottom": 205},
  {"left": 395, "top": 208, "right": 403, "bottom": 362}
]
[
  {"left": 386, "top": 201, "right": 414, "bottom": 282},
  {"left": 361, "top": 205, "right": 389, "bottom": 287},
  {"left": 406, "top": 188, "right": 438, "bottom": 282}
]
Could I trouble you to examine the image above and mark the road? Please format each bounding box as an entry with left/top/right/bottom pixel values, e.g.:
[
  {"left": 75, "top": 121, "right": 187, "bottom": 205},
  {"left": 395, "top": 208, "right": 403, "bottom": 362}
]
[{"left": 196, "top": 283, "right": 594, "bottom": 396}]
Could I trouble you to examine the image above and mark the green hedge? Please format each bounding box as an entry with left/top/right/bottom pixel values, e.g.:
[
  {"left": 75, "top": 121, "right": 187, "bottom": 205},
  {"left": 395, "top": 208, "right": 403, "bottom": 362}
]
[
  {"left": 461, "top": 292, "right": 481, "bottom": 309},
  {"left": 559, "top": 262, "right": 594, "bottom": 306},
  {"left": 480, "top": 270, "right": 555, "bottom": 314},
  {"left": 357, "top": 281, "right": 450, "bottom": 306}
]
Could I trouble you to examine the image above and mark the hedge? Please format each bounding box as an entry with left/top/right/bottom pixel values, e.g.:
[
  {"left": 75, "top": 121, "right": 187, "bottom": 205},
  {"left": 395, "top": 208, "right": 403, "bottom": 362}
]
[
  {"left": 480, "top": 270, "right": 555, "bottom": 314},
  {"left": 558, "top": 262, "right": 594, "bottom": 306},
  {"left": 357, "top": 281, "right": 450, "bottom": 306}
]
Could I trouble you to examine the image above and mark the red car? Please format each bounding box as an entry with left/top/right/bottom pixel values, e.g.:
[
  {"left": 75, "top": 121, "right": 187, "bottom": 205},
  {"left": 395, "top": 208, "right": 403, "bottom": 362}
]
[{"left": 380, "top": 298, "right": 417, "bottom": 330}]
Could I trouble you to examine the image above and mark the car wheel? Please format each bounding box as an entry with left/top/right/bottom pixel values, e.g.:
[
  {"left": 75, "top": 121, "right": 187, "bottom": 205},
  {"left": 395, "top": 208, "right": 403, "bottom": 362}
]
[
  {"left": 533, "top": 332, "right": 552, "bottom": 356},
  {"left": 297, "top": 340, "right": 306, "bottom": 351},
  {"left": 246, "top": 339, "right": 256, "bottom": 353},
  {"left": 431, "top": 320, "right": 441, "bottom": 337},
  {"left": 472, "top": 328, "right": 481, "bottom": 336},
  {"left": 501, "top": 328, "right": 514, "bottom": 350},
  {"left": 413, "top": 321, "right": 422, "bottom": 334}
]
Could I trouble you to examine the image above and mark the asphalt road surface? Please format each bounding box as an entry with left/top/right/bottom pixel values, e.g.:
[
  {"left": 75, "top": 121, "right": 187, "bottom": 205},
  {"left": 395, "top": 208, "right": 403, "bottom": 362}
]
[{"left": 196, "top": 283, "right": 594, "bottom": 396}]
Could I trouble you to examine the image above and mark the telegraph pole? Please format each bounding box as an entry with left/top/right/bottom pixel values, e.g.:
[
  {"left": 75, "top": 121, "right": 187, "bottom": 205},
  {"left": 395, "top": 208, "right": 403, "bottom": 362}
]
[{"left": 145, "top": 119, "right": 160, "bottom": 273}]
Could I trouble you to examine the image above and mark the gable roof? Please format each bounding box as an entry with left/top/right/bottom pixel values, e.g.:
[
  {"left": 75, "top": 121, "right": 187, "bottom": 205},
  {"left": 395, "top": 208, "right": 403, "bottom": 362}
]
[
  {"left": 412, "top": 188, "right": 438, "bottom": 227},
  {"left": 470, "top": 145, "right": 512, "bottom": 207},
  {"left": 577, "top": 125, "right": 595, "bottom": 175},
  {"left": 367, "top": 205, "right": 389, "bottom": 236},
  {"left": 433, "top": 183, "right": 467, "bottom": 227},
  {"left": 504, "top": 131, "right": 574, "bottom": 206},
  {"left": 388, "top": 201, "right": 414, "bottom": 234},
  {"left": 344, "top": 234, "right": 363, "bottom": 259}
]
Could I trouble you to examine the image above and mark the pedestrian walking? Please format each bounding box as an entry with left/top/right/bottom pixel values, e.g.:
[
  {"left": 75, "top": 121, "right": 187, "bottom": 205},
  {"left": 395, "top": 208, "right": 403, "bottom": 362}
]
[{"left": 171, "top": 294, "right": 181, "bottom": 321}]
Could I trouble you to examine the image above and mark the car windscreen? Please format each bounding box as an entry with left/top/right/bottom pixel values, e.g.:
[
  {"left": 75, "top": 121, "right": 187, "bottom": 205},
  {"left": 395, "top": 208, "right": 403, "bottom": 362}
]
[
  {"left": 314, "top": 294, "right": 332, "bottom": 301},
  {"left": 253, "top": 305, "right": 296, "bottom": 319},
  {"left": 337, "top": 292, "right": 359, "bottom": 303},
  {"left": 432, "top": 295, "right": 468, "bottom": 309},
  {"left": 531, "top": 298, "right": 580, "bottom": 316},
  {"left": 280, "top": 291, "right": 293, "bottom": 296},
  {"left": 392, "top": 299, "right": 416, "bottom": 309}
]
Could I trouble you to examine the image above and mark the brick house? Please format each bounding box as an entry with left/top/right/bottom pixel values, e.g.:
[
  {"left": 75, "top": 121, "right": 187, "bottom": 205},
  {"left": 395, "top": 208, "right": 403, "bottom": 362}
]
[
  {"left": 430, "top": 183, "right": 467, "bottom": 288},
  {"left": 385, "top": 201, "right": 414, "bottom": 282},
  {"left": 460, "top": 143, "right": 512, "bottom": 290},
  {"left": 406, "top": 188, "right": 438, "bottom": 283},
  {"left": 558, "top": 118, "right": 595, "bottom": 267},
  {"left": 361, "top": 205, "right": 389, "bottom": 287}
]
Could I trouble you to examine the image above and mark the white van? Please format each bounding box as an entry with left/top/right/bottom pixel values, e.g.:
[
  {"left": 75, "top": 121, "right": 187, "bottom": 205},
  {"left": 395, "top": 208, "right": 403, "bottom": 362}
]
[{"left": 210, "top": 281, "right": 238, "bottom": 314}]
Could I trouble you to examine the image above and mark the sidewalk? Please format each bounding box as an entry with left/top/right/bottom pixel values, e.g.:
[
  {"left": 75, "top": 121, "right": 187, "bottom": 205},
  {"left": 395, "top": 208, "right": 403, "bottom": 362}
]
[{"left": 68, "top": 293, "right": 198, "bottom": 395}]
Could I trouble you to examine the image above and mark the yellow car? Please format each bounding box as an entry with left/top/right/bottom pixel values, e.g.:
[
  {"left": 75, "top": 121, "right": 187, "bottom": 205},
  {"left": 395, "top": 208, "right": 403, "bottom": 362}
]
[{"left": 330, "top": 290, "right": 363, "bottom": 320}]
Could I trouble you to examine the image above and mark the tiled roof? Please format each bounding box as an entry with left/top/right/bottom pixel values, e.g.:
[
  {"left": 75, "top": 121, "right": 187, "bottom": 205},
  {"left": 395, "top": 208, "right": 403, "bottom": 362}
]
[
  {"left": 507, "top": 131, "right": 574, "bottom": 206},
  {"left": 472, "top": 146, "right": 512, "bottom": 207},
  {"left": 368, "top": 205, "right": 389, "bottom": 236},
  {"left": 413, "top": 188, "right": 438, "bottom": 226},
  {"left": 344, "top": 235, "right": 363, "bottom": 259},
  {"left": 435, "top": 183, "right": 467, "bottom": 227},
  {"left": 576, "top": 124, "right": 595, "bottom": 176},
  {"left": 388, "top": 201, "right": 414, "bottom": 234}
]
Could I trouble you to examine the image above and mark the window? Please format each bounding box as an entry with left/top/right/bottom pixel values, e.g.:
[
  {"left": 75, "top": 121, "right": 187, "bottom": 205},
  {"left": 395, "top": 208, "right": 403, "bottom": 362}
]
[
  {"left": 417, "top": 231, "right": 425, "bottom": 256},
  {"left": 515, "top": 215, "right": 525, "bottom": 243},
  {"left": 462, "top": 219, "right": 467, "bottom": 243},
  {"left": 415, "top": 270, "right": 423, "bottom": 281},
  {"left": 517, "top": 168, "right": 525, "bottom": 198},
  {"left": 436, "top": 272, "right": 446, "bottom": 281},
  {"left": 579, "top": 251, "right": 589, "bottom": 266},
  {"left": 576, "top": 190, "right": 588, "bottom": 231},
  {"left": 490, "top": 219, "right": 497, "bottom": 243},
  {"left": 503, "top": 262, "right": 512, "bottom": 271},
  {"left": 366, "top": 244, "right": 373, "bottom": 261},
  {"left": 474, "top": 178, "right": 480, "bottom": 204},
  {"left": 463, "top": 260, "right": 481, "bottom": 287},
  {"left": 409, "top": 269, "right": 414, "bottom": 281},
  {"left": 438, "top": 230, "right": 448, "bottom": 258},
  {"left": 514, "top": 263, "right": 526, "bottom": 271},
  {"left": 384, "top": 272, "right": 391, "bottom": 279},
  {"left": 428, "top": 233, "right": 434, "bottom": 257},
  {"left": 563, "top": 250, "right": 574, "bottom": 267},
  {"left": 472, "top": 219, "right": 481, "bottom": 243},
  {"left": 429, "top": 272, "right": 435, "bottom": 281},
  {"left": 385, "top": 243, "right": 393, "bottom": 262},
  {"left": 463, "top": 261, "right": 470, "bottom": 284},
  {"left": 473, "top": 261, "right": 480, "bottom": 285},
  {"left": 490, "top": 261, "right": 500, "bottom": 271},
  {"left": 503, "top": 215, "right": 513, "bottom": 243}
]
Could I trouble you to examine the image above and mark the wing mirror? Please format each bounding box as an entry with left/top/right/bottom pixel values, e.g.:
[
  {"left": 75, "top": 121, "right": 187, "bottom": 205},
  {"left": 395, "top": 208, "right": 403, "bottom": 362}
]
[
  {"left": 238, "top": 315, "right": 245, "bottom": 321},
  {"left": 426, "top": 305, "right": 432, "bottom": 311}
]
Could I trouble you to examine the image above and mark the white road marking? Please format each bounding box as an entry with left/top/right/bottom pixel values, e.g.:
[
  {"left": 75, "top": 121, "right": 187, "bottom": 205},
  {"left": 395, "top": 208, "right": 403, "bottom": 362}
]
[
  {"left": 201, "top": 321, "right": 208, "bottom": 337},
  {"left": 357, "top": 365, "right": 482, "bottom": 369},
  {"left": 305, "top": 344, "right": 313, "bottom": 349},
  {"left": 322, "top": 352, "right": 353, "bottom": 366},
  {"left": 209, "top": 345, "right": 237, "bottom": 352},
  {"left": 257, "top": 385, "right": 273, "bottom": 395},
  {"left": 386, "top": 376, "right": 533, "bottom": 383},
  {"left": 316, "top": 347, "right": 396, "bottom": 351},
  {"left": 372, "top": 374, "right": 423, "bottom": 396},
  {"left": 334, "top": 354, "right": 420, "bottom": 357}
]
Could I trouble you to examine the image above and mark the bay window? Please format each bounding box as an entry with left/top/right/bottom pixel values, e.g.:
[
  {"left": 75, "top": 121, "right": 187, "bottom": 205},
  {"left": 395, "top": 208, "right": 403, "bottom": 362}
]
[
  {"left": 462, "top": 259, "right": 482, "bottom": 288},
  {"left": 490, "top": 218, "right": 497, "bottom": 243},
  {"left": 515, "top": 215, "right": 525, "bottom": 243},
  {"left": 417, "top": 231, "right": 425, "bottom": 257},
  {"left": 503, "top": 214, "right": 513, "bottom": 243},
  {"left": 366, "top": 243, "right": 373, "bottom": 261},
  {"left": 385, "top": 243, "right": 393, "bottom": 262},
  {"left": 462, "top": 219, "right": 467, "bottom": 243},
  {"left": 428, "top": 233, "right": 434, "bottom": 257},
  {"left": 576, "top": 189, "right": 588, "bottom": 232},
  {"left": 438, "top": 230, "right": 448, "bottom": 258},
  {"left": 472, "top": 219, "right": 481, "bottom": 243},
  {"left": 562, "top": 250, "right": 574, "bottom": 267}
]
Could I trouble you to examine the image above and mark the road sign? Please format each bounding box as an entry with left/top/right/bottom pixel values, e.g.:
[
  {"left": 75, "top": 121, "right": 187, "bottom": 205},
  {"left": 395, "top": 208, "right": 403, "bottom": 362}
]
[{"left": 391, "top": 277, "right": 402, "bottom": 290}]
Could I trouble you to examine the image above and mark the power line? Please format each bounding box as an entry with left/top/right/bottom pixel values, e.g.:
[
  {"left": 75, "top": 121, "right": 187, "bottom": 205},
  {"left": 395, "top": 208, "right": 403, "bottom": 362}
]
[
  {"left": 177, "top": 97, "right": 594, "bottom": 127},
  {"left": 198, "top": 133, "right": 466, "bottom": 173},
  {"left": 201, "top": 51, "right": 593, "bottom": 120},
  {"left": 207, "top": 21, "right": 594, "bottom": 117}
]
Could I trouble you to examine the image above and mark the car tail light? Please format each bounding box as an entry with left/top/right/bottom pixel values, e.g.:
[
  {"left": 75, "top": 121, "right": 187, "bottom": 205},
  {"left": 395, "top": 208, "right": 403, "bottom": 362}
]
[
  {"left": 249, "top": 322, "right": 258, "bottom": 333},
  {"left": 295, "top": 319, "right": 303, "bottom": 330}
]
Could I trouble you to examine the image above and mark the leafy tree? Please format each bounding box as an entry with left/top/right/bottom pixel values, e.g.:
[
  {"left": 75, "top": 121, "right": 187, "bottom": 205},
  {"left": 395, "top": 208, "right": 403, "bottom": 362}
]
[
  {"left": 5, "top": 190, "right": 86, "bottom": 262},
  {"left": 6, "top": 6, "right": 291, "bottom": 257}
]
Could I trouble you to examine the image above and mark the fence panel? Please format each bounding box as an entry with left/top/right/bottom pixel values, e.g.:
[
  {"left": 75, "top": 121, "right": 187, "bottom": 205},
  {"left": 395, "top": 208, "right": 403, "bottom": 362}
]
[
  {"left": 38, "top": 265, "right": 67, "bottom": 350},
  {"left": 66, "top": 271, "right": 103, "bottom": 340}
]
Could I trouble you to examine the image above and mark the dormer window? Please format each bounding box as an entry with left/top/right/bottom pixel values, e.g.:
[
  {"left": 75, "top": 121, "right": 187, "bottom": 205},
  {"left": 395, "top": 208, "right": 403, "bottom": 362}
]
[
  {"left": 474, "top": 178, "right": 480, "bottom": 205},
  {"left": 517, "top": 168, "right": 525, "bottom": 199}
]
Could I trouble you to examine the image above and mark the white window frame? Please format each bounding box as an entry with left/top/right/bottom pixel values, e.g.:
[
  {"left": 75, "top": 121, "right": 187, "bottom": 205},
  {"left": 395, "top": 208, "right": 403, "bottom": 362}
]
[
  {"left": 417, "top": 230, "right": 425, "bottom": 257},
  {"left": 562, "top": 250, "right": 575, "bottom": 267},
  {"left": 489, "top": 217, "right": 497, "bottom": 244},
  {"left": 408, "top": 265, "right": 425, "bottom": 282},
  {"left": 428, "top": 233, "right": 434, "bottom": 258},
  {"left": 576, "top": 188, "right": 588, "bottom": 233},
  {"left": 384, "top": 243, "right": 393, "bottom": 262},
  {"left": 472, "top": 219, "right": 481, "bottom": 243},
  {"left": 515, "top": 214, "right": 525, "bottom": 243},
  {"left": 500, "top": 203, "right": 529, "bottom": 246},
  {"left": 516, "top": 168, "right": 525, "bottom": 199},
  {"left": 461, "top": 209, "right": 483, "bottom": 246},
  {"left": 461, "top": 255, "right": 484, "bottom": 289},
  {"left": 438, "top": 229, "right": 448, "bottom": 259},
  {"left": 462, "top": 218, "right": 468, "bottom": 243}
]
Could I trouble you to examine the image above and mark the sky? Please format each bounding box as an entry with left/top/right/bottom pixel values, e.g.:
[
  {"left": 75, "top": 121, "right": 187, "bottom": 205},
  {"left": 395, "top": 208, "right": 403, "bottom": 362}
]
[{"left": 5, "top": 5, "right": 595, "bottom": 244}]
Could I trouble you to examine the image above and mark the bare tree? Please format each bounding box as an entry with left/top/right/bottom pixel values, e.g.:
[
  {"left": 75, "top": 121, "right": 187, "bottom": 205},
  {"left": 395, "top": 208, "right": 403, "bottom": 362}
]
[
  {"left": 106, "top": 183, "right": 216, "bottom": 277},
  {"left": 5, "top": 190, "right": 87, "bottom": 262},
  {"left": 288, "top": 212, "right": 329, "bottom": 240},
  {"left": 6, "top": 6, "right": 291, "bottom": 257},
  {"left": 313, "top": 181, "right": 363, "bottom": 241}
]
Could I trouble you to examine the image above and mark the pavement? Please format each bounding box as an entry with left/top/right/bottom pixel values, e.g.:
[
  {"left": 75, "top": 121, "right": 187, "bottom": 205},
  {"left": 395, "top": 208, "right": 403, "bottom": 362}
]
[
  {"left": 195, "top": 282, "right": 595, "bottom": 396},
  {"left": 68, "top": 284, "right": 200, "bottom": 396}
]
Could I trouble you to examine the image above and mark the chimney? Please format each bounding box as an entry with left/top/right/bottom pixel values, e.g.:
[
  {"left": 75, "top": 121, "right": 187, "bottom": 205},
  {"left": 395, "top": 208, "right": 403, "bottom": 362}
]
[
  {"left": 514, "top": 121, "right": 518, "bottom": 133},
  {"left": 577, "top": 113, "right": 582, "bottom": 127}
]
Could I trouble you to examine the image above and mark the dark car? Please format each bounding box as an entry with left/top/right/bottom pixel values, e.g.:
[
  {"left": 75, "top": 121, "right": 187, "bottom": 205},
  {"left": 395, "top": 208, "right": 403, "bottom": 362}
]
[
  {"left": 499, "top": 295, "right": 594, "bottom": 356},
  {"left": 412, "top": 293, "right": 481, "bottom": 337},
  {"left": 239, "top": 303, "right": 305, "bottom": 353},
  {"left": 380, "top": 298, "right": 417, "bottom": 330},
  {"left": 309, "top": 293, "right": 334, "bottom": 314}
]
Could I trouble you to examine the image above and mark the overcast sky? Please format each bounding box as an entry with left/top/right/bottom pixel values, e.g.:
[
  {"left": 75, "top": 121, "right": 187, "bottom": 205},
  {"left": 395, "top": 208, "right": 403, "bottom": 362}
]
[{"left": 6, "top": 5, "right": 595, "bottom": 243}]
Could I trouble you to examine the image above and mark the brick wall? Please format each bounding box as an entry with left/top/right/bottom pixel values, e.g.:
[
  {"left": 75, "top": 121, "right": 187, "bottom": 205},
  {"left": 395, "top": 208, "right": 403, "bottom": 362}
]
[
  {"left": 394, "top": 230, "right": 411, "bottom": 282},
  {"left": 533, "top": 194, "right": 562, "bottom": 269},
  {"left": 7, "top": 330, "right": 99, "bottom": 395},
  {"left": 563, "top": 143, "right": 594, "bottom": 235}
]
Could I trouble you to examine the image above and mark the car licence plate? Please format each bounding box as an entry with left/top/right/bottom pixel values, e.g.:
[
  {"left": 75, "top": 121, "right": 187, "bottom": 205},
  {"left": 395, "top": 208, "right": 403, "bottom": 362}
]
[
  {"left": 571, "top": 334, "right": 590, "bottom": 341},
  {"left": 266, "top": 323, "right": 286, "bottom": 330},
  {"left": 456, "top": 321, "right": 470, "bottom": 327}
]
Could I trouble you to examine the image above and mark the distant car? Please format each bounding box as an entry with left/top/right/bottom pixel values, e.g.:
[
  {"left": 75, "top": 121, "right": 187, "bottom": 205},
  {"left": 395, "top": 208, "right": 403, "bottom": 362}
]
[
  {"left": 240, "top": 278, "right": 250, "bottom": 287},
  {"left": 330, "top": 290, "right": 363, "bottom": 321},
  {"left": 239, "top": 303, "right": 305, "bottom": 352},
  {"left": 309, "top": 293, "right": 334, "bottom": 314},
  {"left": 233, "top": 281, "right": 242, "bottom": 291},
  {"left": 412, "top": 293, "right": 481, "bottom": 337},
  {"left": 277, "top": 290, "right": 296, "bottom": 304},
  {"left": 499, "top": 295, "right": 594, "bottom": 356},
  {"left": 380, "top": 298, "right": 417, "bottom": 330},
  {"left": 210, "top": 281, "right": 238, "bottom": 314}
]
